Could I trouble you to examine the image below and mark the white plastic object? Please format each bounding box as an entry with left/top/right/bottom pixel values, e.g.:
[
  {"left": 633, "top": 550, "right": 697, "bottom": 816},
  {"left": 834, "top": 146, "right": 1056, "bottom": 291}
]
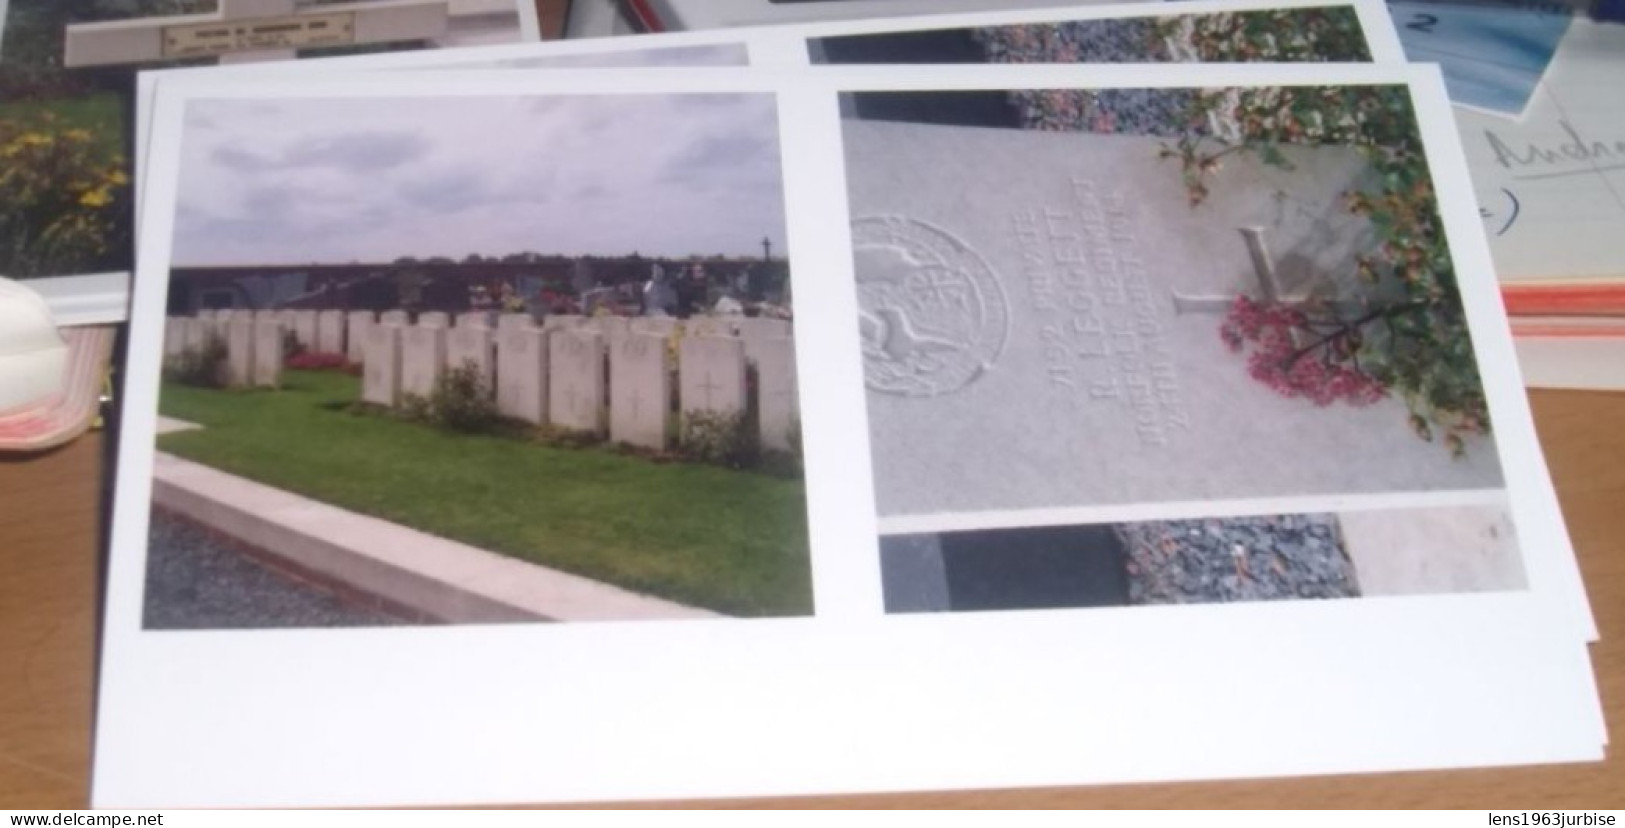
[{"left": 0, "top": 277, "right": 69, "bottom": 415}]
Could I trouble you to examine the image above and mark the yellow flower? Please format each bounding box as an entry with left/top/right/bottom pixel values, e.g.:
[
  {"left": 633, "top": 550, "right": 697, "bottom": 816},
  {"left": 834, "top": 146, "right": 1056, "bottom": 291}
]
[{"left": 79, "top": 188, "right": 113, "bottom": 208}]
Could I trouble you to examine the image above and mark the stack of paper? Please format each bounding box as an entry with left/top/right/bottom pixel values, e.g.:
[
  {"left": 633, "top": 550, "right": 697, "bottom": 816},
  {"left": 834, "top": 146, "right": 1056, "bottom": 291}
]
[{"left": 1, "top": 0, "right": 1602, "bottom": 807}]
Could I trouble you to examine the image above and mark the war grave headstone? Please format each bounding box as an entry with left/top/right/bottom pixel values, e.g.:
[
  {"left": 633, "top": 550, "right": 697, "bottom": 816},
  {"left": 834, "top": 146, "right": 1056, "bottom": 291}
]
[
  {"left": 496, "top": 326, "right": 549, "bottom": 424},
  {"left": 679, "top": 336, "right": 747, "bottom": 418},
  {"left": 251, "top": 317, "right": 285, "bottom": 388},
  {"left": 380, "top": 310, "right": 410, "bottom": 326},
  {"left": 363, "top": 324, "right": 404, "bottom": 407},
  {"left": 224, "top": 316, "right": 256, "bottom": 388},
  {"left": 549, "top": 329, "right": 606, "bottom": 434},
  {"left": 418, "top": 311, "right": 450, "bottom": 329},
  {"left": 446, "top": 323, "right": 496, "bottom": 391},
  {"left": 291, "top": 310, "right": 318, "bottom": 352},
  {"left": 842, "top": 119, "right": 1503, "bottom": 518},
  {"left": 591, "top": 316, "right": 632, "bottom": 339},
  {"left": 347, "top": 311, "right": 375, "bottom": 363},
  {"left": 317, "top": 310, "right": 346, "bottom": 355},
  {"left": 400, "top": 325, "right": 447, "bottom": 399},
  {"left": 183, "top": 317, "right": 212, "bottom": 352},
  {"left": 164, "top": 319, "right": 187, "bottom": 359},
  {"left": 609, "top": 333, "right": 670, "bottom": 450},
  {"left": 752, "top": 337, "right": 799, "bottom": 453}
]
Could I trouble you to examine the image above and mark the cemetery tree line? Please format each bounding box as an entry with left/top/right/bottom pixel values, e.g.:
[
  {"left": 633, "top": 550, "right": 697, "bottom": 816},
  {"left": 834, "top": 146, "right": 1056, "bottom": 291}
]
[{"left": 1171, "top": 85, "right": 1490, "bottom": 456}]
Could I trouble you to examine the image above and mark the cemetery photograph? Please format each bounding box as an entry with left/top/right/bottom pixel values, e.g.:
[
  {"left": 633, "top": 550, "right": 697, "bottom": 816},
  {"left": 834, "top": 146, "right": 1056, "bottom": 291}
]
[
  {"left": 840, "top": 82, "right": 1506, "bottom": 519},
  {"left": 145, "top": 90, "right": 810, "bottom": 628},
  {"left": 0, "top": 0, "right": 528, "bottom": 281},
  {"left": 878, "top": 504, "right": 1526, "bottom": 614},
  {"left": 809, "top": 4, "right": 1373, "bottom": 67}
]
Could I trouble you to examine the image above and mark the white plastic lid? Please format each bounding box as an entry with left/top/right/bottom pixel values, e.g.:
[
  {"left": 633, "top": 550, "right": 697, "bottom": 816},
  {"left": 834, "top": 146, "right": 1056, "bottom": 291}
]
[{"left": 0, "top": 277, "right": 68, "bottom": 415}]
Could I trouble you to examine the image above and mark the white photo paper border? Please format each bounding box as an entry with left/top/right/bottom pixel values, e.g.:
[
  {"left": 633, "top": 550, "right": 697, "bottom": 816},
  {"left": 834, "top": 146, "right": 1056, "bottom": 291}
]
[{"left": 96, "top": 63, "right": 1599, "bottom": 809}]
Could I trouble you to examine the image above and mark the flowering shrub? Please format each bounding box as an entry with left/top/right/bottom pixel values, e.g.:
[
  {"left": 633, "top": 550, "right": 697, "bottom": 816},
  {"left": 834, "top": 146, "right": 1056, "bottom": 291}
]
[
  {"left": 1152, "top": 8, "right": 1369, "bottom": 63},
  {"left": 1169, "top": 85, "right": 1489, "bottom": 455},
  {"left": 0, "top": 112, "right": 129, "bottom": 277},
  {"left": 163, "top": 339, "right": 226, "bottom": 389},
  {"left": 680, "top": 410, "right": 758, "bottom": 470},
  {"left": 428, "top": 362, "right": 498, "bottom": 433}
]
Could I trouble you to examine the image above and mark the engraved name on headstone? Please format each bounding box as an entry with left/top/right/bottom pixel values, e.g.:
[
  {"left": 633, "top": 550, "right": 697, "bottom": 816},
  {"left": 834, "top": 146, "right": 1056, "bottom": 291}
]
[{"left": 346, "top": 311, "right": 375, "bottom": 363}]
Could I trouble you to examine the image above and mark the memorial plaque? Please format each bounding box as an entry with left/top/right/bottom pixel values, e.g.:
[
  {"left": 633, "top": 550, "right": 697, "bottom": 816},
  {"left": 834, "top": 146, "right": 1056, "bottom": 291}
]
[
  {"left": 610, "top": 333, "right": 669, "bottom": 450},
  {"left": 843, "top": 119, "right": 1502, "bottom": 517},
  {"left": 162, "top": 12, "right": 355, "bottom": 60},
  {"left": 496, "top": 326, "right": 549, "bottom": 425},
  {"left": 549, "top": 330, "right": 605, "bottom": 434}
]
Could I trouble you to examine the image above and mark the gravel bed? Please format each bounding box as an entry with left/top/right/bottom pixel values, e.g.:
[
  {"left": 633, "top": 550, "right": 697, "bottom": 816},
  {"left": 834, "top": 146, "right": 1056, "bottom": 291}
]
[
  {"left": 1118, "top": 514, "right": 1361, "bottom": 605},
  {"left": 972, "top": 20, "right": 1198, "bottom": 137},
  {"left": 144, "top": 511, "right": 409, "bottom": 630}
]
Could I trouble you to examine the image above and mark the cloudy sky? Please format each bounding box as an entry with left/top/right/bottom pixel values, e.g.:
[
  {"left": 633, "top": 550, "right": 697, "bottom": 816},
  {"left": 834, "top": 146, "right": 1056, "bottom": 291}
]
[{"left": 171, "top": 89, "right": 784, "bottom": 265}]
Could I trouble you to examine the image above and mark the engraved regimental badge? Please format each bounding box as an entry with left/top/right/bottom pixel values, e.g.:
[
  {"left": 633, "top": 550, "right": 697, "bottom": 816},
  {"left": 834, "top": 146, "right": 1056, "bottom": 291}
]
[{"left": 852, "top": 216, "right": 1009, "bottom": 397}]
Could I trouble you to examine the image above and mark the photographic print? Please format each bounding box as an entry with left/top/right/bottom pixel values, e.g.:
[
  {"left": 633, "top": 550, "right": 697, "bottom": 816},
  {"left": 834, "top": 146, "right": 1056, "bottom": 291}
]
[
  {"left": 880, "top": 504, "right": 1525, "bottom": 614},
  {"left": 841, "top": 82, "right": 1505, "bottom": 518},
  {"left": 809, "top": 3, "right": 1375, "bottom": 67},
  {"left": 146, "top": 91, "right": 810, "bottom": 627},
  {"left": 0, "top": 0, "right": 533, "bottom": 281}
]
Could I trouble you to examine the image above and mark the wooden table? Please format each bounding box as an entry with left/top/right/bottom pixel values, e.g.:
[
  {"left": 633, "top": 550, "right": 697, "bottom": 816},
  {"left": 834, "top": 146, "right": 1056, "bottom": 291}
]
[{"left": 3, "top": 390, "right": 1621, "bottom": 808}]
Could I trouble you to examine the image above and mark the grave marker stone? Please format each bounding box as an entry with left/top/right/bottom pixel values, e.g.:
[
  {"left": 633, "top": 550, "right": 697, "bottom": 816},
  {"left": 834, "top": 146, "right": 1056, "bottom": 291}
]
[
  {"left": 317, "top": 310, "right": 346, "bottom": 355},
  {"left": 380, "top": 310, "right": 410, "bottom": 326},
  {"left": 548, "top": 330, "right": 605, "bottom": 434},
  {"left": 225, "top": 316, "right": 256, "bottom": 388},
  {"left": 347, "top": 311, "right": 375, "bottom": 363},
  {"left": 842, "top": 120, "right": 1502, "bottom": 517},
  {"left": 446, "top": 324, "right": 495, "bottom": 391},
  {"left": 496, "top": 326, "right": 549, "bottom": 425},
  {"left": 687, "top": 316, "right": 737, "bottom": 339},
  {"left": 630, "top": 317, "right": 677, "bottom": 338},
  {"left": 164, "top": 318, "right": 187, "bottom": 359},
  {"left": 498, "top": 313, "right": 534, "bottom": 331},
  {"left": 679, "top": 336, "right": 746, "bottom": 418},
  {"left": 363, "top": 325, "right": 404, "bottom": 407},
  {"left": 610, "top": 333, "right": 670, "bottom": 450},
  {"left": 738, "top": 317, "right": 792, "bottom": 340},
  {"left": 401, "top": 325, "right": 447, "bottom": 399},
  {"left": 291, "top": 310, "right": 318, "bottom": 351},
  {"left": 457, "top": 311, "right": 495, "bottom": 329},
  {"left": 252, "top": 317, "right": 284, "bottom": 388},
  {"left": 418, "top": 311, "right": 450, "bottom": 329}
]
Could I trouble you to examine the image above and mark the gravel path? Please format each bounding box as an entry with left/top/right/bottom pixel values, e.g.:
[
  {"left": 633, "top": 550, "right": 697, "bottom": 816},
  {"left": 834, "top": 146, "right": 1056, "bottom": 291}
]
[
  {"left": 144, "top": 511, "right": 409, "bottom": 630},
  {"left": 1119, "top": 515, "right": 1361, "bottom": 605}
]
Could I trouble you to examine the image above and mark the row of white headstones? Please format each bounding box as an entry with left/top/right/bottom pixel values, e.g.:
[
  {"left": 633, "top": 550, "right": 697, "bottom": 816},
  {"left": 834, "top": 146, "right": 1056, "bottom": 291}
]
[{"left": 162, "top": 310, "right": 800, "bottom": 453}]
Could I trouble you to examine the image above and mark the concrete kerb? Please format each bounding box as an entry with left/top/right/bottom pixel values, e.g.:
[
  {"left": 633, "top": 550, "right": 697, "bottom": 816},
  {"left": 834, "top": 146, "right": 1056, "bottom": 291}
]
[{"left": 150, "top": 453, "right": 719, "bottom": 624}]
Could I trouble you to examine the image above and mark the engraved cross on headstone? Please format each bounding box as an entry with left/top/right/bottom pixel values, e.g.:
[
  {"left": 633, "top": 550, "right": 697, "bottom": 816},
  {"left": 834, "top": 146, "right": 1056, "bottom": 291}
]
[
  {"left": 1171, "top": 226, "right": 1360, "bottom": 345},
  {"left": 697, "top": 371, "right": 723, "bottom": 410}
]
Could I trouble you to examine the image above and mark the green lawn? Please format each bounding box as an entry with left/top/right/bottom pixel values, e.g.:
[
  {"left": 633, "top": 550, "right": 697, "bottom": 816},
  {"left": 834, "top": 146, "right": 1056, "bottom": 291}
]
[
  {"left": 0, "top": 93, "right": 126, "bottom": 158},
  {"left": 157, "top": 371, "right": 813, "bottom": 617}
]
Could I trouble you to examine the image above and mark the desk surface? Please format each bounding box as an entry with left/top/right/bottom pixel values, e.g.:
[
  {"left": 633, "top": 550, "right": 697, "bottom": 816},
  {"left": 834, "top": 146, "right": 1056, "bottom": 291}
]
[{"left": 2, "top": 389, "right": 1621, "bottom": 808}]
